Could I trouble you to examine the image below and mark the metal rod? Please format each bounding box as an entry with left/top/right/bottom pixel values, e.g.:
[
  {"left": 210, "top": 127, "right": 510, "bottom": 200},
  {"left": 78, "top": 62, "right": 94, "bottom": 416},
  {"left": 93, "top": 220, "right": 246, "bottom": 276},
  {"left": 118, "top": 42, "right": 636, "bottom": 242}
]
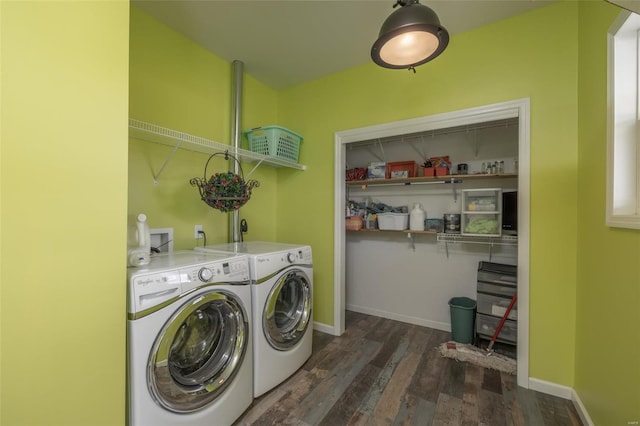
[
  {"left": 229, "top": 60, "right": 243, "bottom": 243},
  {"left": 359, "top": 179, "right": 461, "bottom": 189}
]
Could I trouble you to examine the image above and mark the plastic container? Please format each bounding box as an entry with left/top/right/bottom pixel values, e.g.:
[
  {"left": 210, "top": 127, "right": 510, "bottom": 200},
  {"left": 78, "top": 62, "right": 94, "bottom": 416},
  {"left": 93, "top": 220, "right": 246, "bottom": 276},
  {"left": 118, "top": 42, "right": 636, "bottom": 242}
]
[
  {"left": 425, "top": 218, "right": 443, "bottom": 232},
  {"left": 364, "top": 216, "right": 378, "bottom": 229},
  {"left": 409, "top": 203, "right": 426, "bottom": 231},
  {"left": 244, "top": 126, "right": 302, "bottom": 163},
  {"left": 443, "top": 213, "right": 461, "bottom": 233},
  {"left": 377, "top": 212, "right": 409, "bottom": 230},
  {"left": 127, "top": 213, "right": 151, "bottom": 267},
  {"left": 345, "top": 216, "right": 364, "bottom": 231},
  {"left": 461, "top": 188, "right": 502, "bottom": 237},
  {"left": 448, "top": 297, "right": 477, "bottom": 344}
]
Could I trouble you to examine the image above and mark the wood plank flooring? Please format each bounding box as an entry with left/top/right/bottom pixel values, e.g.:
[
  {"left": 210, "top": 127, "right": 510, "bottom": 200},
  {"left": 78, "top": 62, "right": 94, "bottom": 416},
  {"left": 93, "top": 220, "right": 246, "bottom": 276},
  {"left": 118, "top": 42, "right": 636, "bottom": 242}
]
[{"left": 234, "top": 311, "right": 583, "bottom": 426}]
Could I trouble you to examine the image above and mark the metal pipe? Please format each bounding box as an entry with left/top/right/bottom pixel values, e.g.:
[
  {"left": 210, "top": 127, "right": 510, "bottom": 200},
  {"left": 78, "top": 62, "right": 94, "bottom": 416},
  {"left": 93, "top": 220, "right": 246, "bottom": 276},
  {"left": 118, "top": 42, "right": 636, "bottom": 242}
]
[{"left": 229, "top": 60, "right": 243, "bottom": 243}]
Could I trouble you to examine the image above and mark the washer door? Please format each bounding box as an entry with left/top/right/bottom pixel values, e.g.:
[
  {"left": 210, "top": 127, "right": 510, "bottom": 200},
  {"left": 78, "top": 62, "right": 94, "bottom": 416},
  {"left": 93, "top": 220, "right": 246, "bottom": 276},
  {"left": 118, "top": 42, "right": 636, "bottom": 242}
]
[
  {"left": 148, "top": 290, "right": 248, "bottom": 413},
  {"left": 263, "top": 269, "right": 312, "bottom": 351}
]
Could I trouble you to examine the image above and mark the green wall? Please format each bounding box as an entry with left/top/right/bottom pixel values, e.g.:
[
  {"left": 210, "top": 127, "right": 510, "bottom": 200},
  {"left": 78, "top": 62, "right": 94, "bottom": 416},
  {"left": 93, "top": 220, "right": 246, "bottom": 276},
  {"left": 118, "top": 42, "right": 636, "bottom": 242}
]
[
  {"left": 576, "top": 2, "right": 640, "bottom": 424},
  {"left": 1, "top": 2, "right": 129, "bottom": 425},
  {"left": 129, "top": 6, "right": 281, "bottom": 248},
  {"left": 2, "top": 1, "right": 637, "bottom": 424},
  {"left": 279, "top": 1, "right": 580, "bottom": 387}
]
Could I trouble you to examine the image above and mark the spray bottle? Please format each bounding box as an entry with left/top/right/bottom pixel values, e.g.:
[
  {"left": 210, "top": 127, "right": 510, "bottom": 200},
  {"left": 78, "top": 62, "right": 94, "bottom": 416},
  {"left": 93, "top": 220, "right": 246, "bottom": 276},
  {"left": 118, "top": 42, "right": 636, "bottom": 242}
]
[{"left": 127, "top": 213, "right": 151, "bottom": 267}]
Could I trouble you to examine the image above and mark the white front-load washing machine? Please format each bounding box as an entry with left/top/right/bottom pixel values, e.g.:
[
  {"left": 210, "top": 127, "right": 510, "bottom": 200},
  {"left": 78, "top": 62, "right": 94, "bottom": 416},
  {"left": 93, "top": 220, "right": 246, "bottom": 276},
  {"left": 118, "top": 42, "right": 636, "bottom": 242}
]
[
  {"left": 195, "top": 242, "right": 313, "bottom": 397},
  {"left": 127, "top": 250, "right": 253, "bottom": 426}
]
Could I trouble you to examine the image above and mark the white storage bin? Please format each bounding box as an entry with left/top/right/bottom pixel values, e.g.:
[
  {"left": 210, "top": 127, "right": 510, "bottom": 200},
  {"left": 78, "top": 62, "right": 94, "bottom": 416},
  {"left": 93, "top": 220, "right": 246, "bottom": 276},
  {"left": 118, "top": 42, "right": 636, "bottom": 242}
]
[{"left": 377, "top": 213, "right": 409, "bottom": 230}]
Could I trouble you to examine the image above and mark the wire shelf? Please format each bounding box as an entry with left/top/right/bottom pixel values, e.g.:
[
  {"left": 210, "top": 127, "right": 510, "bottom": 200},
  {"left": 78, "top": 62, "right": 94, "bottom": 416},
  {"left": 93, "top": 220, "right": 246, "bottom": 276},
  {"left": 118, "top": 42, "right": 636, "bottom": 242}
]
[
  {"left": 437, "top": 233, "right": 518, "bottom": 245},
  {"left": 129, "top": 119, "right": 306, "bottom": 182}
]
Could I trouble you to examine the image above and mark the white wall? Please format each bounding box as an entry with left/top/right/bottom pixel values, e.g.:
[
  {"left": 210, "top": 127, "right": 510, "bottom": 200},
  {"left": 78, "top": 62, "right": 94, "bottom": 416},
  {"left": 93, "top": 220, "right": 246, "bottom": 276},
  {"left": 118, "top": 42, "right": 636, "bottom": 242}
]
[{"left": 346, "top": 233, "right": 517, "bottom": 331}]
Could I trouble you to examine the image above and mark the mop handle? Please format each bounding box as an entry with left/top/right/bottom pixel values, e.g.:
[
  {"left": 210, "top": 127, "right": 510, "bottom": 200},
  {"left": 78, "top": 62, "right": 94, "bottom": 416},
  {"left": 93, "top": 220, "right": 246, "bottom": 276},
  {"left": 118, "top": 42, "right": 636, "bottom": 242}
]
[{"left": 488, "top": 293, "right": 517, "bottom": 351}]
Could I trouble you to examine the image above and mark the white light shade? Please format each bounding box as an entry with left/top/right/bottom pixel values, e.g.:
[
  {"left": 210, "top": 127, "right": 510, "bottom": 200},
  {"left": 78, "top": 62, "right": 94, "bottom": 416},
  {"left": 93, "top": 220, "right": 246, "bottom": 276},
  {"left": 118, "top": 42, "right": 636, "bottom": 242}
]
[
  {"left": 371, "top": 1, "right": 449, "bottom": 70},
  {"left": 379, "top": 31, "right": 439, "bottom": 67}
]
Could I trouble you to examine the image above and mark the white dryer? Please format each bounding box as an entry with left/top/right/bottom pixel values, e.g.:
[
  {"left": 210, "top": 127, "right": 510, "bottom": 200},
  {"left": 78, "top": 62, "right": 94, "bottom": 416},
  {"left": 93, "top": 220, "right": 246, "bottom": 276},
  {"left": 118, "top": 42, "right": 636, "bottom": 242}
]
[
  {"left": 195, "top": 242, "right": 313, "bottom": 397},
  {"left": 127, "top": 250, "right": 253, "bottom": 426}
]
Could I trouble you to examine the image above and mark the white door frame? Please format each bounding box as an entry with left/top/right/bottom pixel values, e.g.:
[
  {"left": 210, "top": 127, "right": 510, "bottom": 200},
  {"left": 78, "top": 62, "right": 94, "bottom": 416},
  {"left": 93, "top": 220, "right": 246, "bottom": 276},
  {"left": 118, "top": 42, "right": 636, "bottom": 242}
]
[{"left": 333, "top": 98, "right": 531, "bottom": 387}]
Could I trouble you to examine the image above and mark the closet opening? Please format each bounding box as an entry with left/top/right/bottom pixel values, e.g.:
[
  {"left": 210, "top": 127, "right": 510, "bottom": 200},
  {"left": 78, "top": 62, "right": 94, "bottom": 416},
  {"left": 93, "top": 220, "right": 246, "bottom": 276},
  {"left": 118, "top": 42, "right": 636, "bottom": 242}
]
[{"left": 333, "top": 99, "right": 530, "bottom": 387}]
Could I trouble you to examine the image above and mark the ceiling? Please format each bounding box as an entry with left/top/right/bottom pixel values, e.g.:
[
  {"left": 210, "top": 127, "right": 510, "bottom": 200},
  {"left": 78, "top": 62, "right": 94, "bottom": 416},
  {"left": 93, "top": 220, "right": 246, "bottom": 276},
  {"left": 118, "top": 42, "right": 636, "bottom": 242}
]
[{"left": 133, "top": 0, "right": 558, "bottom": 90}]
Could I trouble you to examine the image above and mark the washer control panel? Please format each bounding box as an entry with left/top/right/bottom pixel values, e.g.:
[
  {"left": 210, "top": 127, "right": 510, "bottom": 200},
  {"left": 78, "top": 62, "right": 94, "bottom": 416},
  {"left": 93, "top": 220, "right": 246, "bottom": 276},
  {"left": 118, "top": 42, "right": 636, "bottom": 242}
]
[
  {"left": 181, "top": 258, "right": 250, "bottom": 291},
  {"left": 130, "top": 270, "right": 182, "bottom": 314},
  {"left": 129, "top": 256, "right": 250, "bottom": 314}
]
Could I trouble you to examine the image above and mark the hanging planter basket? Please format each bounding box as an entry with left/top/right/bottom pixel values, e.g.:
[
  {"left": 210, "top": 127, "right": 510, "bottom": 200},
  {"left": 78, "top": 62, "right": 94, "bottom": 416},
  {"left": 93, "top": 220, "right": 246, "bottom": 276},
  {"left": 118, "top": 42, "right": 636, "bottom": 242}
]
[{"left": 190, "top": 151, "right": 260, "bottom": 213}]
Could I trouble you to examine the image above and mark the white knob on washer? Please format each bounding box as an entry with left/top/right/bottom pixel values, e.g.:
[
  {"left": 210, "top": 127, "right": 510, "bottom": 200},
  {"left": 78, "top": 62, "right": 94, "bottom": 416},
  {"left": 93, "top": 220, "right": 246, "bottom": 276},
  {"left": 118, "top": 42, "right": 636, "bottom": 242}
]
[
  {"left": 286, "top": 252, "right": 296, "bottom": 263},
  {"left": 198, "top": 267, "right": 213, "bottom": 282}
]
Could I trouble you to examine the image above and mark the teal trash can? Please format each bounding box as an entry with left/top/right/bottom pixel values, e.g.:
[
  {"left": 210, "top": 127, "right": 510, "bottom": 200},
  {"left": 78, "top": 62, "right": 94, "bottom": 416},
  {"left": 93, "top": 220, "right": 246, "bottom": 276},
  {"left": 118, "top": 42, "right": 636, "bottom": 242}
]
[{"left": 449, "top": 297, "right": 477, "bottom": 344}]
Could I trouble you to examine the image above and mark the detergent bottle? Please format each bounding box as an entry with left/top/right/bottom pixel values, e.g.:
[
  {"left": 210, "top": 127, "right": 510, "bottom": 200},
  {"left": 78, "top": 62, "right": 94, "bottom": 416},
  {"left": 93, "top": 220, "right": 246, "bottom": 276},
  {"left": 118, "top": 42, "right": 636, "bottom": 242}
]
[
  {"left": 410, "top": 203, "right": 426, "bottom": 231},
  {"left": 127, "top": 213, "right": 151, "bottom": 267}
]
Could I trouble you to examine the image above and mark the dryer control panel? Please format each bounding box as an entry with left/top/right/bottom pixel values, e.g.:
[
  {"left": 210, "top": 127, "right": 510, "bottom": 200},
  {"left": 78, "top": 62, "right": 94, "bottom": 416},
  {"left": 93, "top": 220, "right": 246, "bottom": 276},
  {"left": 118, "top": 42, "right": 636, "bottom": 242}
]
[
  {"left": 286, "top": 246, "right": 312, "bottom": 264},
  {"left": 253, "top": 245, "right": 312, "bottom": 277}
]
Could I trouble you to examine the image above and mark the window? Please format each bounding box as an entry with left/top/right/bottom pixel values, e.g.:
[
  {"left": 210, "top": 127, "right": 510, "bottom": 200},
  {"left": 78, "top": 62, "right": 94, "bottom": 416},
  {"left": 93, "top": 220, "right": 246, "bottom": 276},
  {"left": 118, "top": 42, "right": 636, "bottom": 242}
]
[{"left": 607, "top": 11, "right": 640, "bottom": 229}]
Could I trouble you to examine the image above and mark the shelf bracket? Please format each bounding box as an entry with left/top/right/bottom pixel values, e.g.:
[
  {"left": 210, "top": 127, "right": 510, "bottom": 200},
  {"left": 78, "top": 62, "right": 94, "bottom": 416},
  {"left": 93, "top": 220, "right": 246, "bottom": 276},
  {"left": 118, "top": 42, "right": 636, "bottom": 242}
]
[
  {"left": 450, "top": 178, "right": 458, "bottom": 202},
  {"left": 365, "top": 139, "right": 386, "bottom": 162},
  {"left": 152, "top": 141, "right": 183, "bottom": 184},
  {"left": 444, "top": 240, "right": 450, "bottom": 258},
  {"left": 473, "top": 127, "right": 479, "bottom": 158},
  {"left": 245, "top": 159, "right": 265, "bottom": 179},
  {"left": 407, "top": 232, "right": 415, "bottom": 251},
  {"left": 407, "top": 139, "right": 425, "bottom": 161}
]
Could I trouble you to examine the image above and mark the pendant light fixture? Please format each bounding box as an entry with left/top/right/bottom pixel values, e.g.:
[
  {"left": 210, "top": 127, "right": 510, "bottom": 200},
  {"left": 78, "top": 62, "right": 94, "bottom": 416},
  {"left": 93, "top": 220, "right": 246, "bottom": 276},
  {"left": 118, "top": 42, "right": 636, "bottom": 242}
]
[{"left": 371, "top": 0, "right": 449, "bottom": 72}]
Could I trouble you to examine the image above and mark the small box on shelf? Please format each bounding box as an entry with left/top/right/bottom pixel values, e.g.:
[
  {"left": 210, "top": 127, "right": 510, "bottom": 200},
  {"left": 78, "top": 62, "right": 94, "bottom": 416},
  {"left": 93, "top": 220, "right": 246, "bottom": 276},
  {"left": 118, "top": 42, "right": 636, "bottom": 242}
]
[
  {"left": 367, "top": 162, "right": 386, "bottom": 179},
  {"left": 346, "top": 167, "right": 367, "bottom": 181},
  {"left": 425, "top": 218, "right": 444, "bottom": 232},
  {"left": 385, "top": 161, "right": 418, "bottom": 179}
]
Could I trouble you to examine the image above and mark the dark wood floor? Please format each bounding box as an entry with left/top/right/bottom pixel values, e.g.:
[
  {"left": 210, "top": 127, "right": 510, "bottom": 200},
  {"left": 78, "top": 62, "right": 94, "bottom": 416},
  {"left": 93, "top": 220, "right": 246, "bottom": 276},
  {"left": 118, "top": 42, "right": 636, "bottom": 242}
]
[{"left": 235, "top": 311, "right": 583, "bottom": 426}]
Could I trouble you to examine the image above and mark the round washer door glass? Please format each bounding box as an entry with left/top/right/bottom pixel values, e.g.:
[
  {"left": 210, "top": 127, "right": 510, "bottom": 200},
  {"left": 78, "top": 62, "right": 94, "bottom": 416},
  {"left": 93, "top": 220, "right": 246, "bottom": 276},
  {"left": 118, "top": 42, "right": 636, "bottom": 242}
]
[
  {"left": 148, "top": 290, "right": 248, "bottom": 413},
  {"left": 263, "top": 269, "right": 312, "bottom": 350}
]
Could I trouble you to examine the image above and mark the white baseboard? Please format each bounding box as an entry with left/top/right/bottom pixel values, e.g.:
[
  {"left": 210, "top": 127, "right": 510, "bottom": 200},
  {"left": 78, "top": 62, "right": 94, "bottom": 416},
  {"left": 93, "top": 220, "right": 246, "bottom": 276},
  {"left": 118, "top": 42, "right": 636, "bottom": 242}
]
[
  {"left": 528, "top": 377, "right": 573, "bottom": 399},
  {"left": 313, "top": 321, "right": 337, "bottom": 335},
  {"left": 346, "top": 304, "right": 450, "bottom": 332},
  {"left": 571, "top": 389, "right": 595, "bottom": 426},
  {"left": 529, "top": 378, "right": 593, "bottom": 425}
]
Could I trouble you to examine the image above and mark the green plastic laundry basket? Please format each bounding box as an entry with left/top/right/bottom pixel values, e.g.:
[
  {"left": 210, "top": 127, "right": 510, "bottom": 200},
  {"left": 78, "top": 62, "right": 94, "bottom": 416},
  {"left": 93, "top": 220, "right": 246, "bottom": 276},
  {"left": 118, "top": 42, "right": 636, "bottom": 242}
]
[
  {"left": 244, "top": 126, "right": 303, "bottom": 163},
  {"left": 449, "top": 297, "right": 477, "bottom": 344}
]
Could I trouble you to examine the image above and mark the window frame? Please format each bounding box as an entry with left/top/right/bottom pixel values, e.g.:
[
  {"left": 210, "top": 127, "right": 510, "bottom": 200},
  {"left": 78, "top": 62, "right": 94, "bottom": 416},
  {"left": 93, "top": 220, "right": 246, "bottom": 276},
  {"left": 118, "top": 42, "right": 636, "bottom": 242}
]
[{"left": 606, "top": 10, "right": 640, "bottom": 229}]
